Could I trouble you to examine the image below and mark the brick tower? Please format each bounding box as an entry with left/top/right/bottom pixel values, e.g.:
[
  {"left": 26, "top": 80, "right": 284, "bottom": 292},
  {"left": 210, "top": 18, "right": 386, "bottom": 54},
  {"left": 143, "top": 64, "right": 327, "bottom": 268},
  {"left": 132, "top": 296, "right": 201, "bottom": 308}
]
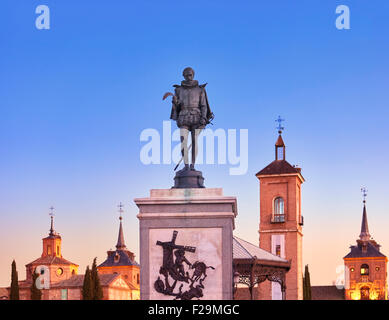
[{"left": 256, "top": 120, "right": 304, "bottom": 300}]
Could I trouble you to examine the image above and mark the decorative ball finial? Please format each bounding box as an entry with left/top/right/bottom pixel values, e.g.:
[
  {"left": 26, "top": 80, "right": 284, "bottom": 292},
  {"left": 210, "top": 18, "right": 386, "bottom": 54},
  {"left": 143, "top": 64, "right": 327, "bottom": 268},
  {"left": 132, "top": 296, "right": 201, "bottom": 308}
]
[
  {"left": 275, "top": 115, "right": 285, "bottom": 134},
  {"left": 118, "top": 202, "right": 124, "bottom": 220},
  {"left": 361, "top": 187, "right": 368, "bottom": 204},
  {"left": 49, "top": 206, "right": 55, "bottom": 236}
]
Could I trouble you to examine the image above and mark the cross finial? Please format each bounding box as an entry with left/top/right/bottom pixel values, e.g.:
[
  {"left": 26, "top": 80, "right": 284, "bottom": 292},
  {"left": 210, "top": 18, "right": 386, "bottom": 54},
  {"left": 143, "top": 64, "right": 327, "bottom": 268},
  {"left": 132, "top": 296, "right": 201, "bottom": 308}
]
[
  {"left": 361, "top": 187, "right": 368, "bottom": 204},
  {"left": 275, "top": 116, "right": 285, "bottom": 134},
  {"left": 118, "top": 202, "right": 124, "bottom": 220},
  {"left": 49, "top": 206, "right": 55, "bottom": 217}
]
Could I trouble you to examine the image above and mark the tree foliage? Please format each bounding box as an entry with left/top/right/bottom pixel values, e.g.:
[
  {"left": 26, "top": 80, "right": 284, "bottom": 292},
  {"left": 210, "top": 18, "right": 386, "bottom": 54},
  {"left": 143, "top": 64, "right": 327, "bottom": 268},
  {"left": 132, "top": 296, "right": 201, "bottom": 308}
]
[
  {"left": 303, "top": 264, "right": 312, "bottom": 300},
  {"left": 10, "top": 260, "right": 19, "bottom": 300},
  {"left": 82, "top": 266, "right": 93, "bottom": 300},
  {"left": 30, "top": 271, "right": 42, "bottom": 300},
  {"left": 91, "top": 257, "right": 103, "bottom": 300}
]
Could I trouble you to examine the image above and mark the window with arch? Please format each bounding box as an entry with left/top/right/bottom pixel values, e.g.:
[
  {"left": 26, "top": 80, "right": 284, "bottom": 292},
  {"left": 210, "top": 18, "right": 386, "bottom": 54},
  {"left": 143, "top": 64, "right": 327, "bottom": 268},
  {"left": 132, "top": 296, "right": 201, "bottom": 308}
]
[
  {"left": 360, "top": 264, "right": 369, "bottom": 275},
  {"left": 273, "top": 197, "right": 285, "bottom": 222}
]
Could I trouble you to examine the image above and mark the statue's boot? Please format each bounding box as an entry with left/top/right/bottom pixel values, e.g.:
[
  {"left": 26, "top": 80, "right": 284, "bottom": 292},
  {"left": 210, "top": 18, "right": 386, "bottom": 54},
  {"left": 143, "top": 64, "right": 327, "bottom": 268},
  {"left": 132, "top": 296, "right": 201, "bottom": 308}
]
[
  {"left": 190, "top": 164, "right": 195, "bottom": 171},
  {"left": 178, "top": 164, "right": 190, "bottom": 173}
]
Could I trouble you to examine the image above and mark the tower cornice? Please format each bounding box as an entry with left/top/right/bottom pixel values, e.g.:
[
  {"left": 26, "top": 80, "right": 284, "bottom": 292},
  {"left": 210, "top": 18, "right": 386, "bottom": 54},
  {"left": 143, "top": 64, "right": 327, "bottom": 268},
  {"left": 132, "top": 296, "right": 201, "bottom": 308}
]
[{"left": 256, "top": 172, "right": 305, "bottom": 183}]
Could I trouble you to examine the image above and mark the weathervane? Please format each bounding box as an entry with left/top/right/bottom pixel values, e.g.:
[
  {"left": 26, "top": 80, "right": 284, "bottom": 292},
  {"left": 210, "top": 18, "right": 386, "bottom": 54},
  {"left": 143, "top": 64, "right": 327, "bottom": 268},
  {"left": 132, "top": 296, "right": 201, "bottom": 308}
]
[
  {"left": 118, "top": 202, "right": 124, "bottom": 220},
  {"left": 361, "top": 187, "right": 368, "bottom": 203},
  {"left": 49, "top": 206, "right": 55, "bottom": 235},
  {"left": 49, "top": 206, "right": 55, "bottom": 216},
  {"left": 275, "top": 116, "right": 285, "bottom": 134}
]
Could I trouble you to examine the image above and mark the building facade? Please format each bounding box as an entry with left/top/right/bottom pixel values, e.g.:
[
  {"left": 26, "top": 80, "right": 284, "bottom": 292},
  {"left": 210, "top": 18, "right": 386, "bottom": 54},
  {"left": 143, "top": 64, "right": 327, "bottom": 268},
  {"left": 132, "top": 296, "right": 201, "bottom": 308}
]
[
  {"left": 50, "top": 273, "right": 134, "bottom": 300},
  {"left": 2, "top": 214, "right": 137, "bottom": 300},
  {"left": 97, "top": 214, "right": 140, "bottom": 299},
  {"left": 343, "top": 199, "right": 388, "bottom": 300},
  {"left": 256, "top": 129, "right": 304, "bottom": 300},
  {"left": 18, "top": 215, "right": 79, "bottom": 300}
]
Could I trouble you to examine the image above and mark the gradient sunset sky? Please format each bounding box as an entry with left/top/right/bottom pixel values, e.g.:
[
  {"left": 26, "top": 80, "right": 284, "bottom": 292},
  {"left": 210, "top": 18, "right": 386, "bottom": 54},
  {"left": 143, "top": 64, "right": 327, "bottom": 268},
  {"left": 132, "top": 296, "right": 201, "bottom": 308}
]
[{"left": 1, "top": 1, "right": 389, "bottom": 287}]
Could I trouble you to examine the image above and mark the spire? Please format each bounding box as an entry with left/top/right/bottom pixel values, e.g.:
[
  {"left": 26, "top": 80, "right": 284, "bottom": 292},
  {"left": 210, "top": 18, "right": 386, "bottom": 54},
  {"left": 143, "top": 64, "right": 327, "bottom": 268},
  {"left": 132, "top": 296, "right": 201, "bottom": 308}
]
[
  {"left": 275, "top": 116, "right": 286, "bottom": 160},
  {"left": 116, "top": 203, "right": 127, "bottom": 250},
  {"left": 49, "top": 206, "right": 56, "bottom": 236},
  {"left": 275, "top": 134, "right": 285, "bottom": 147},
  {"left": 359, "top": 188, "right": 371, "bottom": 241}
]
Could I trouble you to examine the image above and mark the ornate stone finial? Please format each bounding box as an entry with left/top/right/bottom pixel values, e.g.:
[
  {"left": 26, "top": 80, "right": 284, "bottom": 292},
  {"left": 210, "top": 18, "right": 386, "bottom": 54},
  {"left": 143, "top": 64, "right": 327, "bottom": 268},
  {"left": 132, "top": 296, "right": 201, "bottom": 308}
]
[{"left": 275, "top": 115, "right": 285, "bottom": 134}]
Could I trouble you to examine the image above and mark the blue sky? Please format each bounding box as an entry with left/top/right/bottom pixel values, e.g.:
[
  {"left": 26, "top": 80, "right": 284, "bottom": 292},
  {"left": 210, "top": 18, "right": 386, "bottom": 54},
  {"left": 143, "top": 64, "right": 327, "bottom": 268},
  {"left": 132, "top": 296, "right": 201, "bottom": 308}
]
[{"left": 1, "top": 0, "right": 389, "bottom": 286}]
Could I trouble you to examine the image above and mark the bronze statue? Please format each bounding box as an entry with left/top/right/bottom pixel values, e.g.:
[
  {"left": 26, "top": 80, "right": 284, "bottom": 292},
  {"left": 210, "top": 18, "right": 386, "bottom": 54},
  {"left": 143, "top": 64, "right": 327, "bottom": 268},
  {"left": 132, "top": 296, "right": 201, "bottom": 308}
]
[{"left": 164, "top": 67, "right": 214, "bottom": 173}]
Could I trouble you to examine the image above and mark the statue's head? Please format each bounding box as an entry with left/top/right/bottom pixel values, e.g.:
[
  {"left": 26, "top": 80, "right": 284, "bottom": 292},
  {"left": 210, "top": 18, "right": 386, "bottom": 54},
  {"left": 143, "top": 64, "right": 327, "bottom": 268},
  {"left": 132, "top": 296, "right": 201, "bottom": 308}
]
[
  {"left": 175, "top": 249, "right": 185, "bottom": 257},
  {"left": 182, "top": 67, "right": 195, "bottom": 81}
]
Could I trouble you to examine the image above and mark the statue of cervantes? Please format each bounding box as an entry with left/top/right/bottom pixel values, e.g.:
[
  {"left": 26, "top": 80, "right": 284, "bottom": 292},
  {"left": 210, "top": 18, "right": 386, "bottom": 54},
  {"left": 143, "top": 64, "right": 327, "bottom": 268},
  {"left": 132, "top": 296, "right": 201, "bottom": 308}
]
[{"left": 165, "top": 67, "right": 214, "bottom": 172}]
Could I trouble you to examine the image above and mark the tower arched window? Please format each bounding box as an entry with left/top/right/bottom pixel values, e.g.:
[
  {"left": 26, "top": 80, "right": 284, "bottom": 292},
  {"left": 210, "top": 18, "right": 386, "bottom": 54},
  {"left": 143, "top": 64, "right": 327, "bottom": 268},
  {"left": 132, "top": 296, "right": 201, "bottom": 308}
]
[
  {"left": 360, "top": 264, "right": 369, "bottom": 275},
  {"left": 273, "top": 197, "right": 285, "bottom": 223}
]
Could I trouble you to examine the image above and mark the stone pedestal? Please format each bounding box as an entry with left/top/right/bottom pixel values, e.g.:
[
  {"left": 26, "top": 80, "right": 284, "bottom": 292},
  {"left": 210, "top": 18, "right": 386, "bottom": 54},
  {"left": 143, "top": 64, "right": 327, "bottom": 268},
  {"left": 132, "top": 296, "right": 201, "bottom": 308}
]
[
  {"left": 173, "top": 169, "right": 205, "bottom": 188},
  {"left": 134, "top": 188, "right": 237, "bottom": 300}
]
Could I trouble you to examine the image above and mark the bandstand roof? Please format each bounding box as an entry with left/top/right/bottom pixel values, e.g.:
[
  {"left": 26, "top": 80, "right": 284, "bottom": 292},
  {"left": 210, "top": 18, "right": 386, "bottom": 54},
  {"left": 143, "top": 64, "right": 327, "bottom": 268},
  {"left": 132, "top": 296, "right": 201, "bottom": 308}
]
[{"left": 233, "top": 236, "right": 289, "bottom": 264}]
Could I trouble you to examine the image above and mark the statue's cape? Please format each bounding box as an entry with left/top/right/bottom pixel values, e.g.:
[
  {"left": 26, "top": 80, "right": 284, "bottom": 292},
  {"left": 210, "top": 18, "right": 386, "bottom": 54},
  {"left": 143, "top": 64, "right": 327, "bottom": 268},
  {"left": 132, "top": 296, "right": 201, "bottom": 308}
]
[
  {"left": 171, "top": 82, "right": 214, "bottom": 124},
  {"left": 199, "top": 83, "right": 214, "bottom": 124}
]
